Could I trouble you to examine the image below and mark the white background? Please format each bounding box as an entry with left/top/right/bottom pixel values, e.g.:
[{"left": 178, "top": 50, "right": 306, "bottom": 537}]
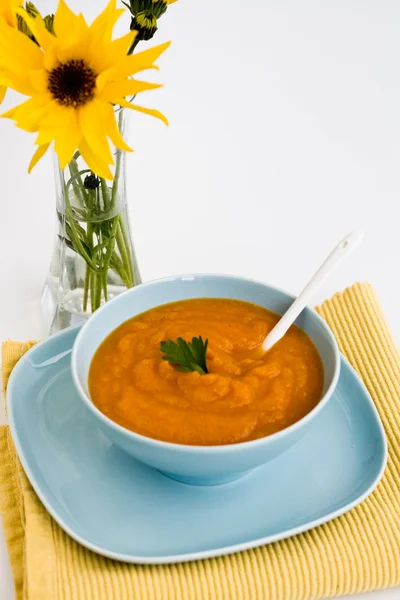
[{"left": 0, "top": 1, "right": 399, "bottom": 598}]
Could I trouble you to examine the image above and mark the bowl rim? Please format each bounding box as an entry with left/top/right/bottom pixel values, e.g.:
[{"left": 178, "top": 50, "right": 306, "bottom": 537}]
[{"left": 71, "top": 273, "right": 341, "bottom": 453}]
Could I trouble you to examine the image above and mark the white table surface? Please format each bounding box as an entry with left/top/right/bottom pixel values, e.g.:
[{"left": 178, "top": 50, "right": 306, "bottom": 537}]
[{"left": 1, "top": 0, "right": 399, "bottom": 598}]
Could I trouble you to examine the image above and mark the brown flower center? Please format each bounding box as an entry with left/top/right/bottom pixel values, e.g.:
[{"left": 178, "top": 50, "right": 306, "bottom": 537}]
[{"left": 48, "top": 59, "right": 96, "bottom": 108}]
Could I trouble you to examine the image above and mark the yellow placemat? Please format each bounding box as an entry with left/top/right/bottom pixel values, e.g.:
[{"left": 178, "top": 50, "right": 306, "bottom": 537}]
[{"left": 1, "top": 283, "right": 400, "bottom": 600}]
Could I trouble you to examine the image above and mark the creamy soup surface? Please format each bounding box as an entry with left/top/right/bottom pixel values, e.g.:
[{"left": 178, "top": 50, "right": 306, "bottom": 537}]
[{"left": 89, "top": 299, "right": 324, "bottom": 446}]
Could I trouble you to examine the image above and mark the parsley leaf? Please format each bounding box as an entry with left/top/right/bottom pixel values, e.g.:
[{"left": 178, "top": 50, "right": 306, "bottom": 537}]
[{"left": 160, "top": 336, "right": 209, "bottom": 374}]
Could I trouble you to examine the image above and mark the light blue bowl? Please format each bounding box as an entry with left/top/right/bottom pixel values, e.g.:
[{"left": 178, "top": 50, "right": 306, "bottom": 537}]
[{"left": 71, "top": 274, "right": 340, "bottom": 486}]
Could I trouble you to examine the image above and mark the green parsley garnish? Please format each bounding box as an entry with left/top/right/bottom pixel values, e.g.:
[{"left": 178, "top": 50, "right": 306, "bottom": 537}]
[{"left": 160, "top": 336, "right": 209, "bottom": 375}]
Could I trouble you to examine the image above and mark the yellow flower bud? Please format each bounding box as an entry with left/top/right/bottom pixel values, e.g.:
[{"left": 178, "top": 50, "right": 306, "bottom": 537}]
[{"left": 130, "top": 10, "right": 158, "bottom": 41}]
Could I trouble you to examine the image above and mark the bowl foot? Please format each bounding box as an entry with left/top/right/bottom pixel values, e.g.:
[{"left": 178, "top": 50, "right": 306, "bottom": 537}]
[{"left": 159, "top": 470, "right": 251, "bottom": 486}]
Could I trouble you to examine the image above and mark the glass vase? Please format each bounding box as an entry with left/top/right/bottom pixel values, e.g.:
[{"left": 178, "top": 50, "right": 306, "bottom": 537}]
[{"left": 41, "top": 109, "right": 141, "bottom": 335}]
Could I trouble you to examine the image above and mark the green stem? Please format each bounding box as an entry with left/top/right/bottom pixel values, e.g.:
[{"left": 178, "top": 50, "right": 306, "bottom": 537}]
[
  {"left": 111, "top": 146, "right": 122, "bottom": 207},
  {"left": 115, "top": 226, "right": 133, "bottom": 287},
  {"left": 102, "top": 217, "right": 120, "bottom": 300},
  {"left": 119, "top": 216, "right": 134, "bottom": 286},
  {"left": 63, "top": 167, "right": 101, "bottom": 272},
  {"left": 100, "top": 179, "right": 111, "bottom": 211},
  {"left": 111, "top": 124, "right": 135, "bottom": 288},
  {"left": 110, "top": 253, "right": 129, "bottom": 283},
  {"left": 90, "top": 269, "right": 97, "bottom": 313},
  {"left": 89, "top": 269, "right": 103, "bottom": 313},
  {"left": 102, "top": 274, "right": 108, "bottom": 302},
  {"left": 91, "top": 220, "right": 105, "bottom": 307},
  {"left": 78, "top": 110, "right": 134, "bottom": 305},
  {"left": 88, "top": 219, "right": 107, "bottom": 308},
  {"left": 95, "top": 271, "right": 102, "bottom": 310},
  {"left": 68, "top": 160, "right": 89, "bottom": 206},
  {"left": 66, "top": 169, "right": 91, "bottom": 201},
  {"left": 127, "top": 36, "right": 140, "bottom": 55},
  {"left": 84, "top": 190, "right": 95, "bottom": 311},
  {"left": 83, "top": 267, "right": 90, "bottom": 312},
  {"left": 64, "top": 205, "right": 99, "bottom": 272},
  {"left": 95, "top": 220, "right": 108, "bottom": 301}
]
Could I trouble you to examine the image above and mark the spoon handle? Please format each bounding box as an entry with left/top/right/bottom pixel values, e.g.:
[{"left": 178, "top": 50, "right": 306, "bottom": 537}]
[{"left": 262, "top": 231, "right": 364, "bottom": 351}]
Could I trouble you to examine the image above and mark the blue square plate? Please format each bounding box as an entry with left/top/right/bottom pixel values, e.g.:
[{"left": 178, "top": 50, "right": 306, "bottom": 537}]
[{"left": 7, "top": 325, "right": 387, "bottom": 564}]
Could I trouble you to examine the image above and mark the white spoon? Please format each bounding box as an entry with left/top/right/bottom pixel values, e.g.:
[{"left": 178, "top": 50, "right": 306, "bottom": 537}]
[{"left": 262, "top": 231, "right": 364, "bottom": 352}]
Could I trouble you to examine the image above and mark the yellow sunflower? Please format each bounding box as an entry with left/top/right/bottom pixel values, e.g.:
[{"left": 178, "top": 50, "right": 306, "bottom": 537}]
[
  {"left": 0, "top": 0, "right": 19, "bottom": 101},
  {"left": 0, "top": 0, "right": 18, "bottom": 27},
  {"left": 0, "top": 0, "right": 169, "bottom": 179}
]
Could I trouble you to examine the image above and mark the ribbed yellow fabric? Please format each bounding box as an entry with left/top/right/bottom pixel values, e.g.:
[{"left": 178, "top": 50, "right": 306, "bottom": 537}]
[{"left": 1, "top": 283, "right": 400, "bottom": 600}]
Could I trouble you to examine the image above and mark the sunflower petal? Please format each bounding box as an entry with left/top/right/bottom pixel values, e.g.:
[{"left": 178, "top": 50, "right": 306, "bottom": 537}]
[
  {"left": 0, "top": 85, "right": 6, "bottom": 104},
  {"left": 79, "top": 139, "right": 114, "bottom": 180},
  {"left": 54, "top": 0, "right": 78, "bottom": 37},
  {"left": 118, "top": 99, "right": 168, "bottom": 125},
  {"left": 15, "top": 9, "right": 54, "bottom": 51},
  {"left": 54, "top": 111, "right": 82, "bottom": 168},
  {"left": 55, "top": 38, "right": 90, "bottom": 65},
  {"left": 0, "top": 20, "right": 44, "bottom": 75},
  {"left": 28, "top": 143, "right": 50, "bottom": 172},
  {"left": 97, "top": 41, "right": 170, "bottom": 88},
  {"left": 1, "top": 0, "right": 18, "bottom": 27},
  {"left": 107, "top": 30, "right": 137, "bottom": 61},
  {"left": 98, "top": 79, "right": 162, "bottom": 102},
  {"left": 35, "top": 104, "right": 71, "bottom": 140},
  {"left": 2, "top": 95, "right": 51, "bottom": 131},
  {"left": 124, "top": 41, "right": 170, "bottom": 75},
  {"left": 130, "top": 41, "right": 171, "bottom": 72},
  {"left": 104, "top": 105, "right": 132, "bottom": 152},
  {"left": 43, "top": 46, "right": 58, "bottom": 71},
  {"left": 54, "top": 0, "right": 88, "bottom": 47},
  {"left": 0, "top": 69, "right": 36, "bottom": 96},
  {"left": 79, "top": 99, "right": 114, "bottom": 166},
  {"left": 29, "top": 69, "right": 48, "bottom": 93},
  {"left": 1, "top": 105, "right": 16, "bottom": 119},
  {"left": 89, "top": 0, "right": 124, "bottom": 44},
  {"left": 35, "top": 129, "right": 56, "bottom": 145},
  {"left": 89, "top": 30, "right": 136, "bottom": 74}
]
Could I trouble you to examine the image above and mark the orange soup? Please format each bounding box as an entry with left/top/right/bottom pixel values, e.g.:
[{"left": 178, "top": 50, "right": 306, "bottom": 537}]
[{"left": 89, "top": 299, "right": 324, "bottom": 446}]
